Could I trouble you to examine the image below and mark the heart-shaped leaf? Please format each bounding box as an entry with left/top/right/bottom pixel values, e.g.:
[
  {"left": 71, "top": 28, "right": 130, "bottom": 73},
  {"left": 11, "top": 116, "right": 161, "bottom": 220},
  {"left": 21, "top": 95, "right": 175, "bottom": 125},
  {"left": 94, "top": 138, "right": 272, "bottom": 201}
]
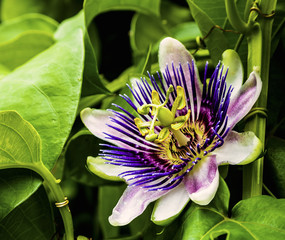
[{"left": 181, "top": 195, "right": 285, "bottom": 239}]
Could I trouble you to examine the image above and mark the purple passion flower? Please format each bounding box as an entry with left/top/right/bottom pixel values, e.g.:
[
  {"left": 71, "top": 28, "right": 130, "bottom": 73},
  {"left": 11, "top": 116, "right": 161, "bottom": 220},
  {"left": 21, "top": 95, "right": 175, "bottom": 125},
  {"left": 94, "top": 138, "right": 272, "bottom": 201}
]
[{"left": 81, "top": 37, "right": 262, "bottom": 226}]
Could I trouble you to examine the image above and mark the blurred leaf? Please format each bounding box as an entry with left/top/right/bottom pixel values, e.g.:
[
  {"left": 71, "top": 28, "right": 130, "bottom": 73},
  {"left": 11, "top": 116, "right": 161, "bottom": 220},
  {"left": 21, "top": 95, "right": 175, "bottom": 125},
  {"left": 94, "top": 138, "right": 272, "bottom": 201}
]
[
  {"left": 1, "top": 0, "right": 54, "bottom": 20},
  {"left": 267, "top": 41, "right": 285, "bottom": 129},
  {"left": 98, "top": 185, "right": 125, "bottom": 239},
  {"left": 106, "top": 75, "right": 141, "bottom": 117},
  {"left": 0, "top": 186, "right": 55, "bottom": 240},
  {"left": 0, "top": 31, "right": 54, "bottom": 70},
  {"left": 187, "top": 0, "right": 229, "bottom": 64},
  {"left": 160, "top": 1, "right": 193, "bottom": 28},
  {"left": 271, "top": 1, "right": 285, "bottom": 56},
  {"left": 208, "top": 177, "right": 230, "bottom": 215},
  {"left": 1, "top": 0, "right": 81, "bottom": 22},
  {"left": 64, "top": 129, "right": 107, "bottom": 186},
  {"left": 264, "top": 136, "right": 285, "bottom": 198},
  {"left": 0, "top": 13, "right": 58, "bottom": 43},
  {"left": 77, "top": 236, "right": 90, "bottom": 240},
  {"left": 0, "top": 169, "right": 42, "bottom": 221},
  {"left": 170, "top": 22, "right": 200, "bottom": 44},
  {"left": 130, "top": 13, "right": 167, "bottom": 57},
  {"left": 181, "top": 195, "right": 285, "bottom": 239},
  {"left": 137, "top": 45, "right": 153, "bottom": 75},
  {"left": 84, "top": 0, "right": 161, "bottom": 26}
]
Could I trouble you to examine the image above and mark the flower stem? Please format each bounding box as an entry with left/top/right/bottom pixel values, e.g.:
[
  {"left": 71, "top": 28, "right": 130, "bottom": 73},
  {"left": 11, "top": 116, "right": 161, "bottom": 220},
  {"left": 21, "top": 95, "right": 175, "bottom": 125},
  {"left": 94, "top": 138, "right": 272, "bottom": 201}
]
[
  {"left": 33, "top": 163, "right": 74, "bottom": 240},
  {"left": 243, "top": 0, "right": 277, "bottom": 199}
]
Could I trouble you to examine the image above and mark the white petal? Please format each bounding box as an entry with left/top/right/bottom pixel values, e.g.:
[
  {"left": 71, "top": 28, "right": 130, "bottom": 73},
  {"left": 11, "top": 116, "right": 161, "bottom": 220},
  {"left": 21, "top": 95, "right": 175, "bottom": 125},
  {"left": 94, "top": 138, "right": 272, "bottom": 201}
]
[
  {"left": 81, "top": 108, "right": 114, "bottom": 141},
  {"left": 151, "top": 183, "right": 190, "bottom": 225},
  {"left": 184, "top": 155, "right": 219, "bottom": 205},
  {"left": 109, "top": 186, "right": 169, "bottom": 226},
  {"left": 221, "top": 49, "right": 243, "bottom": 98},
  {"left": 215, "top": 131, "right": 262, "bottom": 165}
]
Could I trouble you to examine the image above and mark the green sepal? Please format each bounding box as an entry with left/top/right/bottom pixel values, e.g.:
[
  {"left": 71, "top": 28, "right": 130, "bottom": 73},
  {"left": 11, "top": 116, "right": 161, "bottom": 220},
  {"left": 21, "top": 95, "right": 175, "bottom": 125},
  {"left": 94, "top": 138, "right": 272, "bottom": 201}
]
[{"left": 87, "top": 156, "right": 123, "bottom": 182}]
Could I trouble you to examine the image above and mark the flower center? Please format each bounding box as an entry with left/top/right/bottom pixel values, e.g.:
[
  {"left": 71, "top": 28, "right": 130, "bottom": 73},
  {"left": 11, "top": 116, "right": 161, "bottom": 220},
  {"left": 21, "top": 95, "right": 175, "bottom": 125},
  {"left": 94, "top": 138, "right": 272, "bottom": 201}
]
[{"left": 134, "top": 85, "right": 191, "bottom": 145}]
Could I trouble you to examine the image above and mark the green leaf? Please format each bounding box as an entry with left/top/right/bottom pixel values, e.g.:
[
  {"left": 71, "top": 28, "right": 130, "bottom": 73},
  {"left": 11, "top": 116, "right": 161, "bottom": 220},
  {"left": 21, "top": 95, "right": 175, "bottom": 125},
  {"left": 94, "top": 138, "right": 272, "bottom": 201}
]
[
  {"left": 0, "top": 24, "right": 84, "bottom": 170},
  {"left": 0, "top": 186, "right": 55, "bottom": 240},
  {"left": 0, "top": 13, "right": 58, "bottom": 43},
  {"left": 0, "top": 111, "right": 41, "bottom": 169},
  {"left": 181, "top": 195, "right": 285, "bottom": 239},
  {"left": 0, "top": 169, "right": 42, "bottom": 221},
  {"left": 264, "top": 136, "right": 285, "bottom": 198},
  {"left": 0, "top": 31, "right": 54, "bottom": 70},
  {"left": 192, "top": 0, "right": 227, "bottom": 27},
  {"left": 0, "top": 111, "right": 45, "bottom": 219},
  {"left": 0, "top": 16, "right": 84, "bottom": 218},
  {"left": 84, "top": 0, "right": 161, "bottom": 26},
  {"left": 187, "top": 0, "right": 229, "bottom": 64},
  {"left": 55, "top": 10, "right": 109, "bottom": 96}
]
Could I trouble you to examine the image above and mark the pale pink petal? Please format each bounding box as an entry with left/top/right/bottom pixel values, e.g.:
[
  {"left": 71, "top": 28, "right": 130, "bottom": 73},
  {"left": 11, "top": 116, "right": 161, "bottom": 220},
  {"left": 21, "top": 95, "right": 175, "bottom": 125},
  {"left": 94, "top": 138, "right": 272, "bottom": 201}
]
[
  {"left": 227, "top": 71, "right": 262, "bottom": 129},
  {"left": 151, "top": 182, "right": 190, "bottom": 225},
  {"left": 215, "top": 131, "right": 262, "bottom": 165},
  {"left": 80, "top": 108, "right": 158, "bottom": 151},
  {"left": 184, "top": 155, "right": 219, "bottom": 205},
  {"left": 159, "top": 37, "right": 202, "bottom": 121},
  {"left": 109, "top": 186, "right": 169, "bottom": 226}
]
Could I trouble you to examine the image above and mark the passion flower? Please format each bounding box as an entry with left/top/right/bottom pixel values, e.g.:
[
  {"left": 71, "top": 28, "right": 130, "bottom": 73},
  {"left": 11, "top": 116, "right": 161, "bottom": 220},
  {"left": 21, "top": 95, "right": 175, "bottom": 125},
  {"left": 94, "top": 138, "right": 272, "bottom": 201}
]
[{"left": 81, "top": 37, "right": 262, "bottom": 226}]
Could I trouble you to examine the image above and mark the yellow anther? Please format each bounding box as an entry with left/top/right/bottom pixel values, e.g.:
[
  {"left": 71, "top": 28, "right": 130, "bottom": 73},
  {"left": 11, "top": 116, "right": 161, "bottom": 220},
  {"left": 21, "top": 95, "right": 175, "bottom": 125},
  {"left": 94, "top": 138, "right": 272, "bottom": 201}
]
[
  {"left": 134, "top": 118, "right": 150, "bottom": 136},
  {"left": 151, "top": 90, "right": 160, "bottom": 105},
  {"left": 137, "top": 105, "right": 150, "bottom": 115},
  {"left": 145, "top": 133, "right": 158, "bottom": 142},
  {"left": 176, "top": 86, "right": 186, "bottom": 110}
]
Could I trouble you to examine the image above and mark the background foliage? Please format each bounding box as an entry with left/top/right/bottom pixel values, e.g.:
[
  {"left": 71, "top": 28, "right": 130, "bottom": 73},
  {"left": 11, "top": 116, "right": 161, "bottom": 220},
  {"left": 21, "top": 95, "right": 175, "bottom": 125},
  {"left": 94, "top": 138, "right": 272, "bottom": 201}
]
[{"left": 0, "top": 0, "right": 284, "bottom": 239}]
